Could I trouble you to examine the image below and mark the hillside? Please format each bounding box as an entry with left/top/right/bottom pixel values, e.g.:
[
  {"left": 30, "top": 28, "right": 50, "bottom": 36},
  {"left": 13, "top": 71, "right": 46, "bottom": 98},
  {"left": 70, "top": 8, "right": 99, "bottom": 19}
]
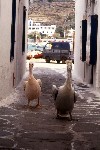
[{"left": 28, "top": 0, "right": 75, "bottom": 29}]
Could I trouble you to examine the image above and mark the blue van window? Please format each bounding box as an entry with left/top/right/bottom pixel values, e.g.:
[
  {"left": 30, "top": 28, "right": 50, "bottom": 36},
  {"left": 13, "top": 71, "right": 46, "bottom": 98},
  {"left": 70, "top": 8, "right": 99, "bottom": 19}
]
[
  {"left": 51, "top": 42, "right": 70, "bottom": 50},
  {"left": 61, "top": 42, "right": 70, "bottom": 50},
  {"left": 52, "top": 43, "right": 60, "bottom": 49}
]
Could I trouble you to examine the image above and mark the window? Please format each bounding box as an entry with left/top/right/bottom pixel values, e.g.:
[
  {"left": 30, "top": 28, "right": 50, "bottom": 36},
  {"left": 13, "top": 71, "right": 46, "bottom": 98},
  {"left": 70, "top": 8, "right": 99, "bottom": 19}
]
[
  {"left": 81, "top": 20, "right": 87, "bottom": 61},
  {"left": 45, "top": 43, "right": 52, "bottom": 49},
  {"left": 10, "top": 0, "right": 16, "bottom": 61},
  {"left": 22, "top": 6, "right": 26, "bottom": 53},
  {"left": 51, "top": 43, "right": 60, "bottom": 49},
  {"left": 90, "top": 15, "right": 98, "bottom": 65},
  {"left": 61, "top": 42, "right": 70, "bottom": 50}
]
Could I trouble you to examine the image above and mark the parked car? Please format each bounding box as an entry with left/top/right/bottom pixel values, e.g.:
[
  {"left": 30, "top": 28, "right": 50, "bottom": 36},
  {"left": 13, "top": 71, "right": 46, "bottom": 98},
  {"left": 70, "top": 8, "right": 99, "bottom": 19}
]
[
  {"left": 26, "top": 50, "right": 36, "bottom": 60},
  {"left": 33, "top": 45, "right": 44, "bottom": 59},
  {"left": 26, "top": 44, "right": 44, "bottom": 60},
  {"left": 27, "top": 44, "right": 36, "bottom": 51},
  {"left": 35, "top": 45, "right": 44, "bottom": 52},
  {"left": 34, "top": 53, "right": 43, "bottom": 59},
  {"left": 42, "top": 41, "right": 70, "bottom": 63}
]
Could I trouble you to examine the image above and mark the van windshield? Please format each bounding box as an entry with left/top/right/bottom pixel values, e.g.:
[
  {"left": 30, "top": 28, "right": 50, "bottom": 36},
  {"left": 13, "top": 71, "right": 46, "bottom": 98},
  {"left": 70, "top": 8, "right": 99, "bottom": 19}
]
[{"left": 45, "top": 43, "right": 52, "bottom": 49}]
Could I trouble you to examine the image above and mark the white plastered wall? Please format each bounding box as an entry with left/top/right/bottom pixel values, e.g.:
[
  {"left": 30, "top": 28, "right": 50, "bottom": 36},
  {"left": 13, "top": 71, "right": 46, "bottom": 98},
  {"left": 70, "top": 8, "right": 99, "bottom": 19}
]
[
  {"left": 75, "top": 0, "right": 100, "bottom": 88},
  {"left": 74, "top": 0, "right": 85, "bottom": 82},
  {"left": 0, "top": 0, "right": 28, "bottom": 100}
]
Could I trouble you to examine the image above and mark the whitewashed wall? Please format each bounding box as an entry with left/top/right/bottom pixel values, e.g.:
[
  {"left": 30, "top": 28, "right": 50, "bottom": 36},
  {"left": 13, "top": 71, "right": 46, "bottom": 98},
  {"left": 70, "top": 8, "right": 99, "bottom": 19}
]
[
  {"left": 95, "top": 0, "right": 100, "bottom": 88},
  {"left": 0, "top": 0, "right": 28, "bottom": 100},
  {"left": 75, "top": 0, "right": 100, "bottom": 88},
  {"left": 74, "top": 0, "right": 85, "bottom": 82},
  {"left": 15, "top": 0, "right": 28, "bottom": 86}
]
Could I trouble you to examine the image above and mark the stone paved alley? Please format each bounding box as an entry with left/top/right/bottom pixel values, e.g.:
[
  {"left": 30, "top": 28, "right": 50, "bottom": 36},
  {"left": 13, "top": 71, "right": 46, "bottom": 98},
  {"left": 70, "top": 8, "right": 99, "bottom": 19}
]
[{"left": 0, "top": 59, "right": 100, "bottom": 150}]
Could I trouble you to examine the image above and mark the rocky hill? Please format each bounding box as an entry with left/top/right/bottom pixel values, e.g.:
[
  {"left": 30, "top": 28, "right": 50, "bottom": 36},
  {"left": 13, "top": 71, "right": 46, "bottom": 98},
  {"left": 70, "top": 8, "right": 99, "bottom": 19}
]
[{"left": 28, "top": 0, "right": 75, "bottom": 29}]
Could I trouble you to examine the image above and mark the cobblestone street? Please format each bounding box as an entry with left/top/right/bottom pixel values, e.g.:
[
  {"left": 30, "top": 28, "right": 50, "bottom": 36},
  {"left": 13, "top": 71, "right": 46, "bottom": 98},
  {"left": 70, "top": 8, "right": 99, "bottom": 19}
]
[{"left": 0, "top": 59, "right": 100, "bottom": 150}]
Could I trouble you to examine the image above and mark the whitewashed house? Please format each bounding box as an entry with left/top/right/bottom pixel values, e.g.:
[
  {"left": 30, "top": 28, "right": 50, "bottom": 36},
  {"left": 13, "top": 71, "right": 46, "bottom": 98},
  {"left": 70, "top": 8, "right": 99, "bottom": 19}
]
[
  {"left": 74, "top": 0, "right": 100, "bottom": 88},
  {"left": 0, "top": 0, "right": 28, "bottom": 99},
  {"left": 28, "top": 19, "right": 56, "bottom": 37}
]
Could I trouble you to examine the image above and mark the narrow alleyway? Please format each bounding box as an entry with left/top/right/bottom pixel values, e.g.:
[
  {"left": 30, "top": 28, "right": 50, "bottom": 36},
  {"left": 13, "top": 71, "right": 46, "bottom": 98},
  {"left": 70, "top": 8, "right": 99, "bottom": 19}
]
[{"left": 0, "top": 59, "right": 100, "bottom": 150}]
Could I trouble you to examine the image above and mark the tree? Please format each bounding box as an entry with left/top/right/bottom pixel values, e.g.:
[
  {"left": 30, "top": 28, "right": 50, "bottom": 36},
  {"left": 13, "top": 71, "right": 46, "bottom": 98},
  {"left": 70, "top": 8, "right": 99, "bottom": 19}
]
[
  {"left": 28, "top": 31, "right": 41, "bottom": 42},
  {"left": 28, "top": 33, "right": 34, "bottom": 39},
  {"left": 53, "top": 32, "right": 60, "bottom": 39},
  {"left": 55, "top": 26, "right": 64, "bottom": 37}
]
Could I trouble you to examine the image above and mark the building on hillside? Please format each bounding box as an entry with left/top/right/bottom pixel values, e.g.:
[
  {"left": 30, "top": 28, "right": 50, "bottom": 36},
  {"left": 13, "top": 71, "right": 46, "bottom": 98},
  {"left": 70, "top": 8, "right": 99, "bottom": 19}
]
[
  {"left": 0, "top": 0, "right": 28, "bottom": 100},
  {"left": 67, "top": 28, "right": 75, "bottom": 43},
  {"left": 28, "top": 19, "right": 56, "bottom": 37},
  {"left": 67, "top": 28, "right": 75, "bottom": 38},
  {"left": 75, "top": 0, "right": 100, "bottom": 88}
]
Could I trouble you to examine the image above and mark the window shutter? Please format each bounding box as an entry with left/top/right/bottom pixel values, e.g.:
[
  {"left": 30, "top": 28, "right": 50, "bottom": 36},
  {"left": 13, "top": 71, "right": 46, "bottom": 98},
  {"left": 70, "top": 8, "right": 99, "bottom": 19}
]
[
  {"left": 22, "top": 6, "right": 26, "bottom": 53},
  {"left": 10, "top": 0, "right": 16, "bottom": 61},
  {"left": 81, "top": 20, "right": 87, "bottom": 61},
  {"left": 90, "top": 15, "right": 98, "bottom": 65}
]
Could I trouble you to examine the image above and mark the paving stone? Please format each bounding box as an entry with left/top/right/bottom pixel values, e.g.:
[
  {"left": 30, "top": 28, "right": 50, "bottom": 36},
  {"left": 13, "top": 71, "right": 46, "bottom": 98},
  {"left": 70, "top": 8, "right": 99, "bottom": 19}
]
[{"left": 0, "top": 60, "right": 100, "bottom": 149}]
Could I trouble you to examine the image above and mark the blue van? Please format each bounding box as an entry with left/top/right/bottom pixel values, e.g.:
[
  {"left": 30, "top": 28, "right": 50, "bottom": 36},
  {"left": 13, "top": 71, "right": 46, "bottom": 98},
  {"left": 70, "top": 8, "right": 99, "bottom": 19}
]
[{"left": 42, "top": 42, "right": 70, "bottom": 63}]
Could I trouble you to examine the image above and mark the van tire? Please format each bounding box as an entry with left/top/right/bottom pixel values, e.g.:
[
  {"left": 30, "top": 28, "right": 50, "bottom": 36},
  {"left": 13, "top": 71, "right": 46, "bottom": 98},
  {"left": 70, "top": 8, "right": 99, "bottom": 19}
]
[
  {"left": 45, "top": 57, "right": 50, "bottom": 63},
  {"left": 62, "top": 57, "right": 67, "bottom": 64},
  {"left": 62, "top": 60, "right": 66, "bottom": 64},
  {"left": 57, "top": 60, "right": 60, "bottom": 64}
]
